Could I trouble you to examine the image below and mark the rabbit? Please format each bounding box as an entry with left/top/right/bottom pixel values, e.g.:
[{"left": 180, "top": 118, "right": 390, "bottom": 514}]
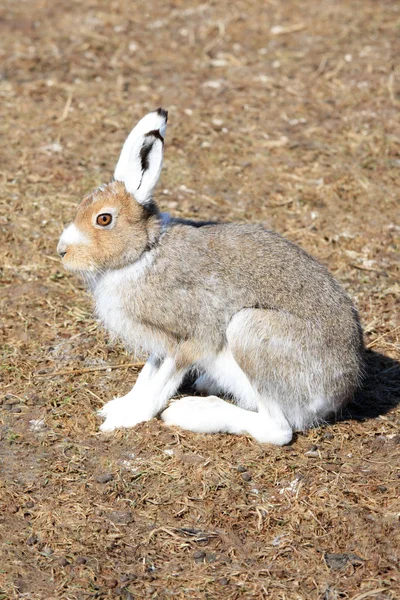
[{"left": 57, "top": 108, "right": 365, "bottom": 445}]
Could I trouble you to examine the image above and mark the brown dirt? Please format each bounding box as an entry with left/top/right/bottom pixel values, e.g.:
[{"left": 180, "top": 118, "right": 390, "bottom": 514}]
[{"left": 1, "top": 0, "right": 399, "bottom": 598}]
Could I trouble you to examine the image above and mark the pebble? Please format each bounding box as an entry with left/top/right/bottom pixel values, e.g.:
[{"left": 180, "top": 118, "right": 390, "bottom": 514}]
[
  {"left": 305, "top": 445, "right": 319, "bottom": 457},
  {"left": 57, "top": 557, "right": 69, "bottom": 567},
  {"left": 193, "top": 550, "right": 206, "bottom": 562},
  {"left": 27, "top": 535, "right": 38, "bottom": 546},
  {"left": 96, "top": 473, "right": 113, "bottom": 484},
  {"left": 109, "top": 510, "right": 133, "bottom": 525},
  {"left": 237, "top": 465, "right": 247, "bottom": 473},
  {"left": 241, "top": 472, "right": 252, "bottom": 481},
  {"left": 76, "top": 556, "right": 87, "bottom": 565},
  {"left": 218, "top": 577, "right": 229, "bottom": 585},
  {"left": 324, "top": 552, "right": 363, "bottom": 570}
]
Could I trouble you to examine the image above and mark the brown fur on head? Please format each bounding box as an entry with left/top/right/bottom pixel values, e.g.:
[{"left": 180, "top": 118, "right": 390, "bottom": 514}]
[
  {"left": 57, "top": 181, "right": 160, "bottom": 273},
  {"left": 57, "top": 108, "right": 168, "bottom": 273}
]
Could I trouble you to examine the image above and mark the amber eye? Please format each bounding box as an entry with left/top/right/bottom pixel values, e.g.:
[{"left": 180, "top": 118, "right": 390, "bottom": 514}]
[{"left": 96, "top": 213, "right": 112, "bottom": 227}]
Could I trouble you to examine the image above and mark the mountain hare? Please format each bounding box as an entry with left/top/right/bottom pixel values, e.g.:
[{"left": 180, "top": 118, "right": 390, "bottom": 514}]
[{"left": 57, "top": 109, "right": 365, "bottom": 445}]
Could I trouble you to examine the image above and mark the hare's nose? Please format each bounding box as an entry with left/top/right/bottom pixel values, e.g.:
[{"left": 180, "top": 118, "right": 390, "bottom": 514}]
[{"left": 57, "top": 238, "right": 67, "bottom": 258}]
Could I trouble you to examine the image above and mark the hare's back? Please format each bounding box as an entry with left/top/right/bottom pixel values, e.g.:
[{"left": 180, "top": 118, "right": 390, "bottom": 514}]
[{"left": 163, "top": 221, "right": 351, "bottom": 320}]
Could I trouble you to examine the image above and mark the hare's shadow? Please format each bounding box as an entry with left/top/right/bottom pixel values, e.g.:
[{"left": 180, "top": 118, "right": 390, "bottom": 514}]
[{"left": 337, "top": 349, "right": 400, "bottom": 422}]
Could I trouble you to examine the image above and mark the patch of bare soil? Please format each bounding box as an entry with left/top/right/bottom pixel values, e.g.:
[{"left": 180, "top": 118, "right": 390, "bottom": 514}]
[{"left": 1, "top": 0, "right": 399, "bottom": 598}]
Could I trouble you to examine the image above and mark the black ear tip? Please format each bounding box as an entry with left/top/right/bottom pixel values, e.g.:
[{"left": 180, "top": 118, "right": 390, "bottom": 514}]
[{"left": 156, "top": 107, "right": 168, "bottom": 121}]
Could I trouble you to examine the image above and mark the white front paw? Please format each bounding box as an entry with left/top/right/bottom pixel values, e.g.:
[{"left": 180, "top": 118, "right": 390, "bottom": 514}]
[
  {"left": 98, "top": 397, "right": 152, "bottom": 432},
  {"left": 98, "top": 396, "right": 126, "bottom": 419}
]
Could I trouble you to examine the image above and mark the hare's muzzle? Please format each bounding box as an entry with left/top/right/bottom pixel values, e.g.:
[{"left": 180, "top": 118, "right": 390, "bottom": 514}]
[
  {"left": 57, "top": 223, "right": 89, "bottom": 259},
  {"left": 57, "top": 239, "right": 67, "bottom": 258}
]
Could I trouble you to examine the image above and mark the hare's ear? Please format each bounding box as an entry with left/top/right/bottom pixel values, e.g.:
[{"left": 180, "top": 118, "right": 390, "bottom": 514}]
[{"left": 114, "top": 108, "right": 168, "bottom": 205}]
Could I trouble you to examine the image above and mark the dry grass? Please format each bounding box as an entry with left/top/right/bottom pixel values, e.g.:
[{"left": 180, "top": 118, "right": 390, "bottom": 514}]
[{"left": 1, "top": 0, "right": 399, "bottom": 598}]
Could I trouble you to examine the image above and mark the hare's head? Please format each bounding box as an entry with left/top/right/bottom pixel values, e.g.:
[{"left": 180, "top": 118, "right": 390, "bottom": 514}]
[{"left": 57, "top": 109, "right": 167, "bottom": 273}]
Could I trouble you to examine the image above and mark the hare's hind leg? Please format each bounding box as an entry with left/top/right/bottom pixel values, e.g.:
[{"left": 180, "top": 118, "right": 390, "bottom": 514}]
[
  {"left": 161, "top": 345, "right": 292, "bottom": 445},
  {"left": 161, "top": 394, "right": 292, "bottom": 445},
  {"left": 194, "top": 349, "right": 258, "bottom": 410},
  {"left": 162, "top": 307, "right": 325, "bottom": 444}
]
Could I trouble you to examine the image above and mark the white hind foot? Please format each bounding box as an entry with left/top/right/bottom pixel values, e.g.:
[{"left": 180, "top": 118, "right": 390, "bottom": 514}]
[{"left": 161, "top": 396, "right": 292, "bottom": 446}]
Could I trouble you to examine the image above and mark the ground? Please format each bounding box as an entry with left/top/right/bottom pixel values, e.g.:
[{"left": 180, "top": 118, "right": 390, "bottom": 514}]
[{"left": 0, "top": 0, "right": 399, "bottom": 598}]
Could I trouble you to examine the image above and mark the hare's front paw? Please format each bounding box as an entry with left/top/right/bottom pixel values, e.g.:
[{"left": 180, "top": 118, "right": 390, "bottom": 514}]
[{"left": 98, "top": 397, "right": 152, "bottom": 432}]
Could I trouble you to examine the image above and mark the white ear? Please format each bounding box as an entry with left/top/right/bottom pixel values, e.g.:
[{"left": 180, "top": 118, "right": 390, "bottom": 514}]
[{"left": 114, "top": 108, "right": 168, "bottom": 205}]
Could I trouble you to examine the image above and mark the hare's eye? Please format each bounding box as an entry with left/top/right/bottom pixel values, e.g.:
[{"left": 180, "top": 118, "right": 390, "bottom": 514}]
[{"left": 96, "top": 213, "right": 112, "bottom": 227}]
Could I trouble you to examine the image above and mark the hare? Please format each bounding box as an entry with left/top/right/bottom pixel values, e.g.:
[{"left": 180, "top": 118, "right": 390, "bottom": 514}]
[{"left": 57, "top": 108, "right": 365, "bottom": 445}]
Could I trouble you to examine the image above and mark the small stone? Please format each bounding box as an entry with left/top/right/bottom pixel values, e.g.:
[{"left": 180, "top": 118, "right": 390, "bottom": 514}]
[
  {"left": 305, "top": 445, "right": 319, "bottom": 458},
  {"left": 57, "top": 557, "right": 69, "bottom": 567},
  {"left": 29, "top": 419, "right": 46, "bottom": 432},
  {"left": 193, "top": 550, "right": 206, "bottom": 563},
  {"left": 237, "top": 465, "right": 247, "bottom": 473},
  {"left": 324, "top": 552, "right": 363, "bottom": 570},
  {"left": 322, "top": 432, "right": 334, "bottom": 440},
  {"left": 107, "top": 579, "right": 118, "bottom": 589},
  {"left": 27, "top": 535, "right": 38, "bottom": 546},
  {"left": 377, "top": 485, "right": 387, "bottom": 493},
  {"left": 218, "top": 577, "right": 229, "bottom": 585},
  {"left": 25, "top": 501, "right": 34, "bottom": 509},
  {"left": 109, "top": 510, "right": 133, "bottom": 525},
  {"left": 76, "top": 556, "right": 87, "bottom": 565},
  {"left": 241, "top": 472, "right": 252, "bottom": 481},
  {"left": 12, "top": 406, "right": 22, "bottom": 413},
  {"left": 324, "top": 463, "right": 340, "bottom": 472},
  {"left": 96, "top": 473, "right": 113, "bottom": 484}
]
